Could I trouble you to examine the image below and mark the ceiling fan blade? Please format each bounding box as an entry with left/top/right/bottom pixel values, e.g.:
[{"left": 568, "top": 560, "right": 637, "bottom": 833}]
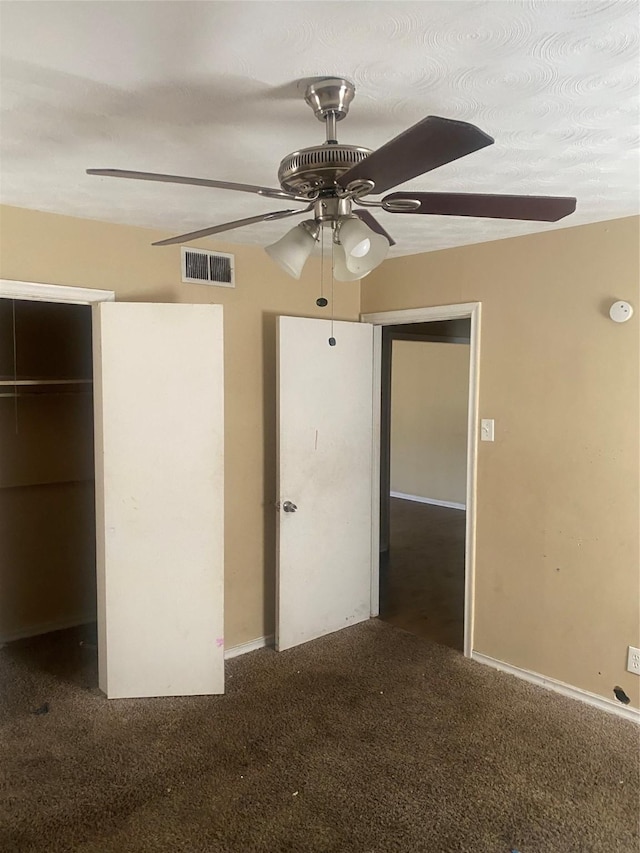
[
  {"left": 382, "top": 192, "right": 577, "bottom": 221},
  {"left": 152, "top": 207, "right": 311, "bottom": 246},
  {"left": 338, "top": 116, "right": 494, "bottom": 195},
  {"left": 87, "top": 168, "right": 306, "bottom": 202},
  {"left": 353, "top": 209, "right": 396, "bottom": 246}
]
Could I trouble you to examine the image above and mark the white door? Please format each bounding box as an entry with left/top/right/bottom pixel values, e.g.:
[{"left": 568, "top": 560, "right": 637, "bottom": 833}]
[
  {"left": 92, "top": 302, "right": 224, "bottom": 698},
  {"left": 276, "top": 316, "right": 375, "bottom": 651}
]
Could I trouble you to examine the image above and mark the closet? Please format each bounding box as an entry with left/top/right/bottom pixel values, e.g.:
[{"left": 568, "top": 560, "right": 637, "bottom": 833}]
[
  {"left": 0, "top": 289, "right": 225, "bottom": 699},
  {"left": 0, "top": 298, "right": 96, "bottom": 644}
]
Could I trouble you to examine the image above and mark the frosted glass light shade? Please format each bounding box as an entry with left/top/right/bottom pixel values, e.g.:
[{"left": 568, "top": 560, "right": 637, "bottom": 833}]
[
  {"left": 333, "top": 244, "right": 370, "bottom": 282},
  {"left": 265, "top": 223, "right": 317, "bottom": 279},
  {"left": 339, "top": 217, "right": 390, "bottom": 275}
]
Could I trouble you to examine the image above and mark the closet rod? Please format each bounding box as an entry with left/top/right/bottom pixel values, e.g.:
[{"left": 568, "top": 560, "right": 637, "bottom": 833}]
[{"left": 0, "top": 390, "right": 93, "bottom": 398}]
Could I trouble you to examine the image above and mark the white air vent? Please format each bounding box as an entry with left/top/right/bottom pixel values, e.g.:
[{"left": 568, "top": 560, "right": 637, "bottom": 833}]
[{"left": 181, "top": 247, "right": 235, "bottom": 287}]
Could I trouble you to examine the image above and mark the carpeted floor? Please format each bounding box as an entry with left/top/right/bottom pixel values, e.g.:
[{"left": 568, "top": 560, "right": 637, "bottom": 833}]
[
  {"left": 0, "top": 620, "right": 638, "bottom": 853},
  {"left": 381, "top": 499, "right": 465, "bottom": 649}
]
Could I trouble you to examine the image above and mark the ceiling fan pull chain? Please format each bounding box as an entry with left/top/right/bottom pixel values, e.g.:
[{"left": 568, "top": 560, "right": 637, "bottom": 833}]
[
  {"left": 316, "top": 227, "right": 328, "bottom": 308},
  {"left": 320, "top": 226, "right": 324, "bottom": 299},
  {"left": 328, "top": 240, "right": 336, "bottom": 347}
]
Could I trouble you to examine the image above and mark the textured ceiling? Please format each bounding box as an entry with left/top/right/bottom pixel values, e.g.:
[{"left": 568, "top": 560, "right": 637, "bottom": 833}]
[{"left": 0, "top": 1, "right": 638, "bottom": 256}]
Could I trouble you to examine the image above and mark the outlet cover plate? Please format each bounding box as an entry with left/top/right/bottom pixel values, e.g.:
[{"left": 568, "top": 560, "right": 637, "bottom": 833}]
[
  {"left": 481, "top": 418, "right": 495, "bottom": 442},
  {"left": 627, "top": 646, "right": 640, "bottom": 675}
]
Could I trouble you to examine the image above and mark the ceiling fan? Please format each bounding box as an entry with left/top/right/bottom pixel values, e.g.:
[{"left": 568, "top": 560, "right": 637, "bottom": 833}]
[{"left": 87, "top": 77, "right": 577, "bottom": 281}]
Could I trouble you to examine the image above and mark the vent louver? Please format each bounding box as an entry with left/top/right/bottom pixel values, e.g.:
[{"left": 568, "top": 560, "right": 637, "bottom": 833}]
[{"left": 181, "top": 247, "right": 235, "bottom": 287}]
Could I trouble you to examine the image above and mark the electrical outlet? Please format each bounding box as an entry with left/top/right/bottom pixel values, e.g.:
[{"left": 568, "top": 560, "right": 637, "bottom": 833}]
[{"left": 627, "top": 646, "right": 640, "bottom": 675}]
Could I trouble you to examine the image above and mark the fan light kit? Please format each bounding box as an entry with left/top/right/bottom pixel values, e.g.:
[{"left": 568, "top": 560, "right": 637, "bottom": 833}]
[{"left": 87, "top": 77, "right": 577, "bottom": 282}]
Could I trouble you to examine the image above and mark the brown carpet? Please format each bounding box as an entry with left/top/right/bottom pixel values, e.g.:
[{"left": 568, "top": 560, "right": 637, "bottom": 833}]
[
  {"left": 0, "top": 621, "right": 638, "bottom": 853},
  {"left": 381, "top": 499, "right": 465, "bottom": 649}
]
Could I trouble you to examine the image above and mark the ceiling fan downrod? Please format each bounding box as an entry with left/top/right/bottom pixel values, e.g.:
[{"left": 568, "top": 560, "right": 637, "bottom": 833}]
[
  {"left": 325, "top": 112, "right": 338, "bottom": 144},
  {"left": 303, "top": 77, "right": 356, "bottom": 146}
]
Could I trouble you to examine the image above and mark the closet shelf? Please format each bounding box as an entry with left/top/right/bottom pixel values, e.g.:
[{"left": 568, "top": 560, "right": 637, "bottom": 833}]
[
  {"left": 0, "top": 379, "right": 92, "bottom": 386},
  {"left": 0, "top": 379, "right": 93, "bottom": 398}
]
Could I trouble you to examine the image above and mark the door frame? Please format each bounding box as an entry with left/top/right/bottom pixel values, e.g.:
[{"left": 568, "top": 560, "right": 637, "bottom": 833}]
[
  {"left": 0, "top": 279, "right": 114, "bottom": 640},
  {"left": 0, "top": 279, "right": 115, "bottom": 305},
  {"left": 361, "top": 302, "right": 481, "bottom": 658}
]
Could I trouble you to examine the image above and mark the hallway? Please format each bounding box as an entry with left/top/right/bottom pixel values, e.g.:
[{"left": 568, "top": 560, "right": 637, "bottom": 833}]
[{"left": 380, "top": 498, "right": 465, "bottom": 650}]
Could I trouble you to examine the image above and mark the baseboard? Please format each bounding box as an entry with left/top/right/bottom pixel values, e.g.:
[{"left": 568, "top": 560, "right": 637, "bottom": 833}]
[
  {"left": 224, "top": 635, "right": 274, "bottom": 660},
  {"left": 2, "top": 626, "right": 275, "bottom": 660},
  {"left": 0, "top": 614, "right": 95, "bottom": 644},
  {"left": 390, "top": 491, "right": 465, "bottom": 511},
  {"left": 472, "top": 652, "right": 640, "bottom": 723}
]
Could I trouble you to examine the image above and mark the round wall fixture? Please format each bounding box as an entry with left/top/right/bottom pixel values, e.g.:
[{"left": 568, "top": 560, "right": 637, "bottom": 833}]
[{"left": 609, "top": 301, "right": 634, "bottom": 323}]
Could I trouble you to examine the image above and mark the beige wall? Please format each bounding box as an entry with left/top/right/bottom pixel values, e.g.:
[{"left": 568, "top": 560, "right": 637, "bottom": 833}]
[
  {"left": 0, "top": 204, "right": 361, "bottom": 648},
  {"left": 363, "top": 216, "right": 640, "bottom": 708},
  {"left": 391, "top": 340, "right": 469, "bottom": 505}
]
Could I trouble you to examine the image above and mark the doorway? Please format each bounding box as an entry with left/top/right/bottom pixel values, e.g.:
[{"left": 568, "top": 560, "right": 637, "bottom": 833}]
[
  {"left": 363, "top": 303, "right": 481, "bottom": 657},
  {"left": 0, "top": 296, "right": 99, "bottom": 689},
  {"left": 273, "top": 308, "right": 480, "bottom": 656},
  {"left": 379, "top": 320, "right": 470, "bottom": 650}
]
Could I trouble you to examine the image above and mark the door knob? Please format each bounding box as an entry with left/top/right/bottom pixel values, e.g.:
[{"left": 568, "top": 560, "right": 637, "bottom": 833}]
[{"left": 282, "top": 500, "right": 297, "bottom": 513}]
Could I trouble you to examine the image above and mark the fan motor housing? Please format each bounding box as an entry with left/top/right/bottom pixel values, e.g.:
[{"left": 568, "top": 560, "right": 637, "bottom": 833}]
[{"left": 278, "top": 144, "right": 372, "bottom": 196}]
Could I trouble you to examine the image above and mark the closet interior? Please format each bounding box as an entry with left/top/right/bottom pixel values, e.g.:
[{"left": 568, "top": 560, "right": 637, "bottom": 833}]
[{"left": 0, "top": 298, "right": 97, "bottom": 656}]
